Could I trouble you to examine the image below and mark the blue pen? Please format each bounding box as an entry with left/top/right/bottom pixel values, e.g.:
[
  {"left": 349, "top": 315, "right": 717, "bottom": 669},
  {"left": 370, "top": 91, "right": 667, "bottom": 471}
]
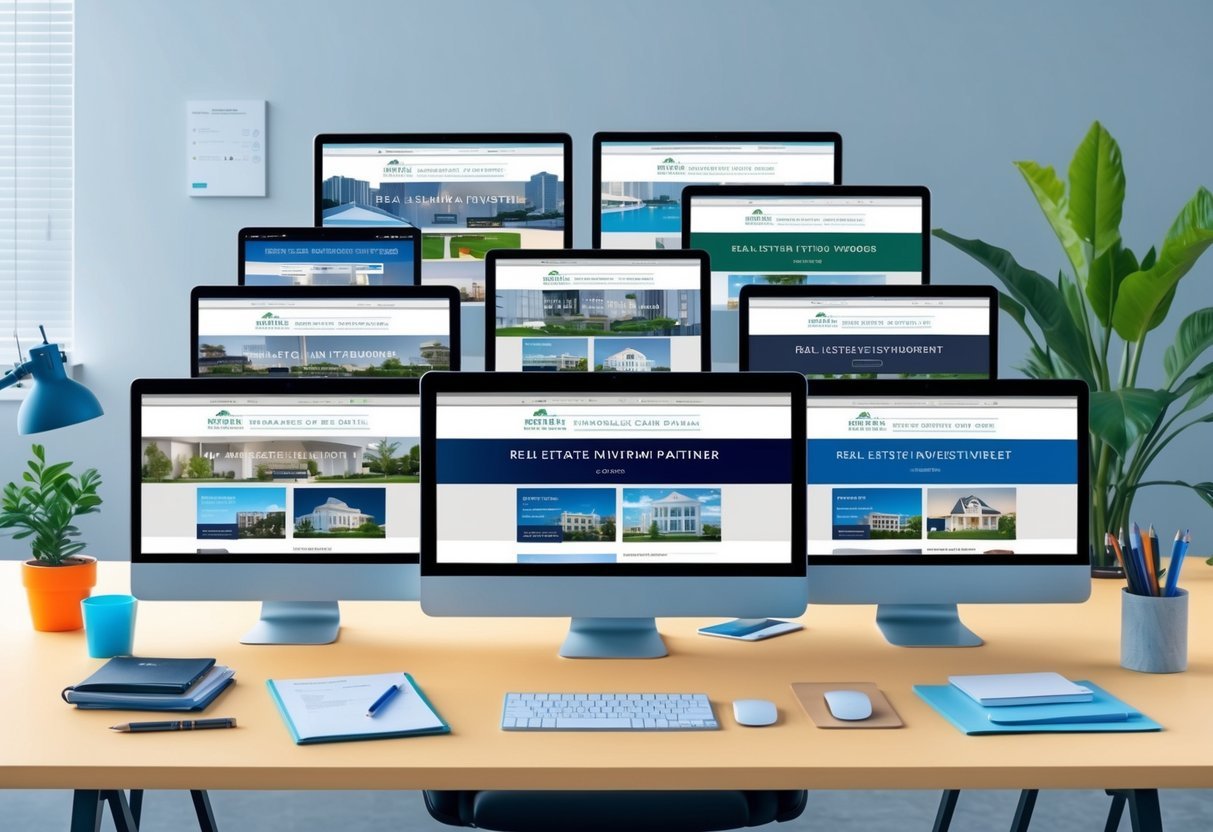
[
  {"left": 366, "top": 682, "right": 402, "bottom": 718},
  {"left": 1129, "top": 523, "right": 1147, "bottom": 596},
  {"left": 1163, "top": 530, "right": 1183, "bottom": 598}
]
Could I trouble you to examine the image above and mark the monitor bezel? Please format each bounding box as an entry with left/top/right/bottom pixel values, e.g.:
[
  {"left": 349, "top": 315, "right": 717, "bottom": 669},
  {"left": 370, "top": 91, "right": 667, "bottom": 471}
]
[
  {"left": 420, "top": 370, "right": 808, "bottom": 578},
  {"left": 131, "top": 377, "right": 423, "bottom": 565},
  {"left": 679, "top": 184, "right": 932, "bottom": 284},
  {"left": 237, "top": 226, "right": 422, "bottom": 285},
  {"left": 483, "top": 248, "right": 712, "bottom": 373},
  {"left": 189, "top": 284, "right": 462, "bottom": 377},
  {"left": 738, "top": 283, "right": 997, "bottom": 376},
  {"left": 591, "top": 131, "right": 843, "bottom": 247},
  {"left": 312, "top": 132, "right": 574, "bottom": 249},
  {"left": 803, "top": 377, "right": 1089, "bottom": 567}
]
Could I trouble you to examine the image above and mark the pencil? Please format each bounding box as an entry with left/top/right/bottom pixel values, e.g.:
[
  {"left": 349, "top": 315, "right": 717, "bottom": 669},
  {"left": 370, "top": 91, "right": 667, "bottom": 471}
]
[{"left": 1141, "top": 525, "right": 1158, "bottom": 596}]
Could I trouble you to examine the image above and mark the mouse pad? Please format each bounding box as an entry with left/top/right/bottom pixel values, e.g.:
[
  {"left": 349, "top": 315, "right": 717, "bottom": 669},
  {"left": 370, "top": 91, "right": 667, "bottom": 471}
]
[{"left": 791, "top": 682, "right": 904, "bottom": 729}]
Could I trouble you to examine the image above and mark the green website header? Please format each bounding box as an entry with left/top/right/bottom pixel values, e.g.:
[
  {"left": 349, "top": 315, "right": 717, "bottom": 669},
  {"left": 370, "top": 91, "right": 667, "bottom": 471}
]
[{"left": 690, "top": 232, "right": 923, "bottom": 273}]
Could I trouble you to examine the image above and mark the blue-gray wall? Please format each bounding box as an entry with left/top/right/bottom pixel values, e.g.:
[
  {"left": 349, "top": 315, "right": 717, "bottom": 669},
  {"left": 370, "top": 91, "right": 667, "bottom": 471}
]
[{"left": 2, "top": 0, "right": 1211, "bottom": 561}]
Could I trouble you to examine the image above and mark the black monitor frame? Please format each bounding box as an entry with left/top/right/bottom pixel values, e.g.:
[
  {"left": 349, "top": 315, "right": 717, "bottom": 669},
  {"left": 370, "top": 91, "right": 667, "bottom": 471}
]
[
  {"left": 237, "top": 226, "right": 422, "bottom": 285},
  {"left": 483, "top": 248, "right": 712, "bottom": 372},
  {"left": 189, "top": 284, "right": 461, "bottom": 377},
  {"left": 738, "top": 283, "right": 997, "bottom": 376},
  {"left": 591, "top": 131, "right": 842, "bottom": 247}
]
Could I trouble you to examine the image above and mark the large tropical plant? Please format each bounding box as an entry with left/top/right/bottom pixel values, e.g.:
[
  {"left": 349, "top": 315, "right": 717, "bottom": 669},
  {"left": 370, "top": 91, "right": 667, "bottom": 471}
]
[{"left": 934, "top": 121, "right": 1213, "bottom": 569}]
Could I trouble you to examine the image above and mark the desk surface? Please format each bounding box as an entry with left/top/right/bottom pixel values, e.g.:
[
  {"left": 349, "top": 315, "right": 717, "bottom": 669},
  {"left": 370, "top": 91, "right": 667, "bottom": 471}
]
[{"left": 2, "top": 562, "right": 1210, "bottom": 791}]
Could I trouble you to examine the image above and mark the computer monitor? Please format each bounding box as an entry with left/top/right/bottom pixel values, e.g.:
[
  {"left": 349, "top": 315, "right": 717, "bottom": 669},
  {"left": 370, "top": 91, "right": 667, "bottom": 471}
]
[
  {"left": 804, "top": 379, "right": 1090, "bottom": 647},
  {"left": 314, "top": 133, "right": 573, "bottom": 306},
  {"left": 740, "top": 285, "right": 996, "bottom": 379},
  {"left": 682, "top": 185, "right": 929, "bottom": 368},
  {"left": 592, "top": 131, "right": 841, "bottom": 249},
  {"left": 420, "top": 371, "right": 807, "bottom": 659},
  {"left": 132, "top": 379, "right": 424, "bottom": 645},
  {"left": 190, "top": 285, "right": 460, "bottom": 378},
  {"left": 238, "top": 226, "right": 420, "bottom": 286},
  {"left": 484, "top": 249, "right": 710, "bottom": 373}
]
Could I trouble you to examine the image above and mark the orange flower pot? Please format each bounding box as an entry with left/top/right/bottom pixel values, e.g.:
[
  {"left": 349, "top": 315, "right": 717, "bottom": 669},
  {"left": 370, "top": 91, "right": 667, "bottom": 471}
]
[{"left": 21, "top": 556, "right": 97, "bottom": 631}]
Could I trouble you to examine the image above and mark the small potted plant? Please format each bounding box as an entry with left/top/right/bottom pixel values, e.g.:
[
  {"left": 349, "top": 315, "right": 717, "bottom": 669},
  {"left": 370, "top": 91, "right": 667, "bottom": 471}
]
[{"left": 1, "top": 444, "right": 102, "bottom": 631}]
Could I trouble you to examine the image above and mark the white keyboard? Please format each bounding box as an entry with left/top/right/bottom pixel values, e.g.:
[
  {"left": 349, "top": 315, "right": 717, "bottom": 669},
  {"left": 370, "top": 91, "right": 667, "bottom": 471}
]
[{"left": 501, "top": 692, "right": 719, "bottom": 731}]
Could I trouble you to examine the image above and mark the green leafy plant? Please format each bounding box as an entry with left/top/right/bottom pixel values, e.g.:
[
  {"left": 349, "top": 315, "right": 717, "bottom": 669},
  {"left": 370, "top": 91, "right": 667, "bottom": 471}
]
[
  {"left": 0, "top": 444, "right": 102, "bottom": 565},
  {"left": 935, "top": 122, "right": 1213, "bottom": 568}
]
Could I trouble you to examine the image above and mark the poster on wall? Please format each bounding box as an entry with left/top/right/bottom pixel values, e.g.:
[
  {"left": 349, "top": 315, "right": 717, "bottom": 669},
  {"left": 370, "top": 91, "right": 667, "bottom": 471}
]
[{"left": 187, "top": 100, "right": 267, "bottom": 197}]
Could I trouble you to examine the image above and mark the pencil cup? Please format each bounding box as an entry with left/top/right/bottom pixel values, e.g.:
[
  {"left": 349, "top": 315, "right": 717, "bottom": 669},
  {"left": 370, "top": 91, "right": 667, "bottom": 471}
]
[
  {"left": 82, "top": 594, "right": 137, "bottom": 659},
  {"left": 1120, "top": 588, "right": 1187, "bottom": 673}
]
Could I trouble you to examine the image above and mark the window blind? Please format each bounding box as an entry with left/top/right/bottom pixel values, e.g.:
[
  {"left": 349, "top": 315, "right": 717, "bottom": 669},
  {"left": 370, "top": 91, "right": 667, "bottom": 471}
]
[{"left": 0, "top": 0, "right": 72, "bottom": 366}]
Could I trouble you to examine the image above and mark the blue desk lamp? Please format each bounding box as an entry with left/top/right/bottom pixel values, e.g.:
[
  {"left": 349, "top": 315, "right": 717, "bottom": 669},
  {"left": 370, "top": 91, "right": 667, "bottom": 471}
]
[{"left": 0, "top": 326, "right": 103, "bottom": 433}]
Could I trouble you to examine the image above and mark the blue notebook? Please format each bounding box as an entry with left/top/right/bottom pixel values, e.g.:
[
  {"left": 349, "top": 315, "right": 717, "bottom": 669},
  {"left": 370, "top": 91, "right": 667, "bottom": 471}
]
[{"left": 914, "top": 680, "right": 1160, "bottom": 735}]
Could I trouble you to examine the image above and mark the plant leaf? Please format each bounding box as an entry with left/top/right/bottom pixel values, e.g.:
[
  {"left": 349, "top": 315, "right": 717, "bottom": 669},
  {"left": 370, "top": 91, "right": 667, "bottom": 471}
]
[
  {"left": 1067, "top": 121, "right": 1125, "bottom": 261},
  {"left": 1113, "top": 187, "right": 1213, "bottom": 341},
  {"left": 932, "top": 229, "right": 1094, "bottom": 386},
  {"left": 1163, "top": 306, "right": 1213, "bottom": 386},
  {"left": 1089, "top": 388, "right": 1176, "bottom": 457},
  {"left": 1015, "top": 160, "right": 1086, "bottom": 280}
]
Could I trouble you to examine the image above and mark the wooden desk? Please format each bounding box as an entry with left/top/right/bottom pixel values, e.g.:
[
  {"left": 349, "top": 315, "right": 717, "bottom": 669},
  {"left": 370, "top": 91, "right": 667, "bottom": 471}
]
[{"left": 1, "top": 562, "right": 1210, "bottom": 793}]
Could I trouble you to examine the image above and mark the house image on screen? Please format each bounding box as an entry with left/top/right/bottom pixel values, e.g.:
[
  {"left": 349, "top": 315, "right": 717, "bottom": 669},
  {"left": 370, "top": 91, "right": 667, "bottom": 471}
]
[
  {"left": 296, "top": 497, "right": 373, "bottom": 531},
  {"left": 645, "top": 491, "right": 702, "bottom": 536},
  {"left": 522, "top": 351, "right": 583, "bottom": 370},
  {"left": 864, "top": 511, "right": 910, "bottom": 532},
  {"left": 602, "top": 346, "right": 655, "bottom": 372},
  {"left": 944, "top": 495, "right": 1001, "bottom": 531},
  {"left": 236, "top": 511, "right": 266, "bottom": 528},
  {"left": 560, "top": 511, "right": 602, "bottom": 535}
]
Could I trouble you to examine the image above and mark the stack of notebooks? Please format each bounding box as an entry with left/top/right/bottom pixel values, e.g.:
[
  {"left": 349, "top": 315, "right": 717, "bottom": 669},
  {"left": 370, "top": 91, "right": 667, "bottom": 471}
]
[
  {"left": 914, "top": 672, "right": 1160, "bottom": 734},
  {"left": 61, "top": 656, "right": 235, "bottom": 711}
]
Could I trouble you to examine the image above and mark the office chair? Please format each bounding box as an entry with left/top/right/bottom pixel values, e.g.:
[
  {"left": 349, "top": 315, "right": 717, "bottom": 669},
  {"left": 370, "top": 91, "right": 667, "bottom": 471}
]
[{"left": 423, "top": 789, "right": 808, "bottom": 832}]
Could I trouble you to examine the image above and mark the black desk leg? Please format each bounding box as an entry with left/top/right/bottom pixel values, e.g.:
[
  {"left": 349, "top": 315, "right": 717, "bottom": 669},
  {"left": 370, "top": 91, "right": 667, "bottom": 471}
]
[
  {"left": 933, "top": 790, "right": 961, "bottom": 832},
  {"left": 1106, "top": 789, "right": 1163, "bottom": 832},
  {"left": 128, "top": 790, "right": 143, "bottom": 827},
  {"left": 1010, "top": 789, "right": 1039, "bottom": 832},
  {"left": 102, "top": 791, "right": 139, "bottom": 832},
  {"left": 190, "top": 790, "right": 219, "bottom": 832},
  {"left": 70, "top": 791, "right": 103, "bottom": 832}
]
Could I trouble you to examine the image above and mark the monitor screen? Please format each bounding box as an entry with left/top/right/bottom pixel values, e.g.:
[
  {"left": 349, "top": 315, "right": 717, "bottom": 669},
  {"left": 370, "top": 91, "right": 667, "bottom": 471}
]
[
  {"left": 191, "top": 288, "right": 458, "bottom": 378},
  {"left": 315, "top": 135, "right": 572, "bottom": 305},
  {"left": 683, "top": 188, "right": 929, "bottom": 314},
  {"left": 594, "top": 133, "right": 839, "bottom": 249},
  {"left": 136, "top": 388, "right": 421, "bottom": 563},
  {"left": 742, "top": 287, "right": 995, "bottom": 378},
  {"left": 429, "top": 388, "right": 797, "bottom": 571},
  {"left": 486, "top": 252, "right": 709, "bottom": 373},
  {"left": 805, "top": 389, "right": 1082, "bottom": 562},
  {"left": 239, "top": 228, "right": 419, "bottom": 286}
]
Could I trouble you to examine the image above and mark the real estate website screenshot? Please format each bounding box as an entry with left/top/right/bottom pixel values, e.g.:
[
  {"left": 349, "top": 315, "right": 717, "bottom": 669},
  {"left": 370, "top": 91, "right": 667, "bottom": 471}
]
[
  {"left": 493, "top": 258, "right": 704, "bottom": 372},
  {"left": 747, "top": 296, "right": 991, "bottom": 378},
  {"left": 140, "top": 395, "right": 421, "bottom": 557},
  {"left": 433, "top": 393, "right": 793, "bottom": 565},
  {"left": 319, "top": 143, "right": 567, "bottom": 304},
  {"left": 242, "top": 238, "right": 416, "bottom": 286},
  {"left": 805, "top": 397, "right": 1079, "bottom": 556},
  {"left": 196, "top": 298, "right": 451, "bottom": 377},
  {"left": 597, "top": 142, "right": 835, "bottom": 249},
  {"left": 687, "top": 197, "right": 924, "bottom": 312}
]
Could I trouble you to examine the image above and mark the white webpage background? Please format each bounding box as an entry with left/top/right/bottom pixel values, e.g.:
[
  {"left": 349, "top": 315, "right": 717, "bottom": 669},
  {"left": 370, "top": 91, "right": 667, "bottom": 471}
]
[{"left": 197, "top": 304, "right": 449, "bottom": 337}]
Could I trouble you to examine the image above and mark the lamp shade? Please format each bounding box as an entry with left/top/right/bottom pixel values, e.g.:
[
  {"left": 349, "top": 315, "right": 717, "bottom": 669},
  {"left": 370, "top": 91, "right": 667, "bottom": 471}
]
[{"left": 16, "top": 343, "right": 104, "bottom": 434}]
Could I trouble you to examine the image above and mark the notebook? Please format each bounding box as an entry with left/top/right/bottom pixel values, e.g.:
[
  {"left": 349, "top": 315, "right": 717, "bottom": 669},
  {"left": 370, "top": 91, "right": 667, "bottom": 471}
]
[
  {"left": 914, "top": 680, "right": 1160, "bottom": 735},
  {"left": 947, "top": 672, "right": 1093, "bottom": 707},
  {"left": 63, "top": 666, "right": 235, "bottom": 711},
  {"left": 65, "top": 656, "right": 215, "bottom": 695},
  {"left": 266, "top": 672, "right": 450, "bottom": 745}
]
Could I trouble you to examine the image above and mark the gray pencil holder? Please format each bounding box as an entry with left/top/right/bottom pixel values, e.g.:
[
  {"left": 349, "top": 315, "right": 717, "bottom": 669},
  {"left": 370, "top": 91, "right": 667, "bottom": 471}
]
[{"left": 1120, "top": 588, "right": 1188, "bottom": 673}]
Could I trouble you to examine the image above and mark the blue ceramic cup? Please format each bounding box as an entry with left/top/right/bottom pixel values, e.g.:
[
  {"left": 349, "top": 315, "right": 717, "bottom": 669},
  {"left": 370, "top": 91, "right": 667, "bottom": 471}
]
[{"left": 81, "top": 594, "right": 137, "bottom": 658}]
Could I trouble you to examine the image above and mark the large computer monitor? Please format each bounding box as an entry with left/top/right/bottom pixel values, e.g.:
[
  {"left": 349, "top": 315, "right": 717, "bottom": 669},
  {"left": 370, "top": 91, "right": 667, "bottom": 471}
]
[
  {"left": 190, "top": 285, "right": 460, "bottom": 378},
  {"left": 592, "top": 131, "right": 841, "bottom": 249},
  {"left": 804, "top": 379, "right": 1090, "bottom": 647},
  {"left": 683, "top": 185, "right": 929, "bottom": 368},
  {"left": 740, "top": 285, "right": 996, "bottom": 379},
  {"left": 238, "top": 226, "right": 420, "bottom": 286},
  {"left": 314, "top": 133, "right": 573, "bottom": 306},
  {"left": 420, "top": 371, "right": 808, "bottom": 659},
  {"left": 132, "top": 379, "right": 424, "bottom": 645},
  {"left": 485, "top": 249, "right": 710, "bottom": 373}
]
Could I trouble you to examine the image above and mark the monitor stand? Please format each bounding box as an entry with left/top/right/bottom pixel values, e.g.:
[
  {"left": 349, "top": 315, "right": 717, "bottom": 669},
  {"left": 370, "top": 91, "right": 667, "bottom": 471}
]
[
  {"left": 875, "top": 603, "right": 982, "bottom": 647},
  {"left": 559, "top": 617, "right": 668, "bottom": 659},
  {"left": 241, "top": 601, "right": 341, "bottom": 645}
]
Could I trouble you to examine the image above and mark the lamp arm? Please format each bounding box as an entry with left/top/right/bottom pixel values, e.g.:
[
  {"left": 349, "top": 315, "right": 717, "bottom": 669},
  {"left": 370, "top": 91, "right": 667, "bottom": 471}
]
[{"left": 0, "top": 359, "right": 34, "bottom": 391}]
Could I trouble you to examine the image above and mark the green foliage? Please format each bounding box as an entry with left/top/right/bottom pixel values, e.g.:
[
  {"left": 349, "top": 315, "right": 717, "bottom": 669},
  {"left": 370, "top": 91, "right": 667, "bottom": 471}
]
[
  {"left": 255, "top": 463, "right": 271, "bottom": 482},
  {"left": 998, "top": 514, "right": 1017, "bottom": 536},
  {"left": 648, "top": 520, "right": 660, "bottom": 540},
  {"left": 935, "top": 121, "right": 1213, "bottom": 567},
  {"left": 143, "top": 443, "right": 172, "bottom": 482},
  {"left": 365, "top": 439, "right": 401, "bottom": 478},
  {"left": 0, "top": 444, "right": 103, "bottom": 565},
  {"left": 186, "top": 455, "right": 213, "bottom": 479}
]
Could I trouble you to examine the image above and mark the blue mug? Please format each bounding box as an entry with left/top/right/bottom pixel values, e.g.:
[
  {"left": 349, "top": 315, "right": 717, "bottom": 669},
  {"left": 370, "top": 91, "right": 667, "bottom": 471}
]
[{"left": 82, "top": 594, "right": 137, "bottom": 658}]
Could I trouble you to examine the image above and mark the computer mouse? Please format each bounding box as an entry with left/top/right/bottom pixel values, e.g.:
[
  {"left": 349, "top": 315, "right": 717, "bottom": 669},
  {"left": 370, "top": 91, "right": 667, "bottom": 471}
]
[
  {"left": 732, "top": 699, "right": 778, "bottom": 727},
  {"left": 823, "top": 690, "right": 873, "bottom": 721}
]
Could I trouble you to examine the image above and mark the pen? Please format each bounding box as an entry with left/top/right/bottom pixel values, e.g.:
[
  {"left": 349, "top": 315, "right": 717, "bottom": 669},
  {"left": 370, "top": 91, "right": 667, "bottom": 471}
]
[
  {"left": 1165, "top": 530, "right": 1190, "bottom": 597},
  {"left": 1141, "top": 525, "right": 1158, "bottom": 595},
  {"left": 110, "top": 718, "right": 236, "bottom": 733},
  {"left": 366, "top": 683, "right": 402, "bottom": 718},
  {"left": 1129, "top": 523, "right": 1148, "bottom": 596},
  {"left": 1148, "top": 525, "right": 1161, "bottom": 595}
]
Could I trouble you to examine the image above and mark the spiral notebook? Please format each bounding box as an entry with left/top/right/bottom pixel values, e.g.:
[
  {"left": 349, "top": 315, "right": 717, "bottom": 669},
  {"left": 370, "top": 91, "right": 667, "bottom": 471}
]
[{"left": 266, "top": 672, "right": 450, "bottom": 745}]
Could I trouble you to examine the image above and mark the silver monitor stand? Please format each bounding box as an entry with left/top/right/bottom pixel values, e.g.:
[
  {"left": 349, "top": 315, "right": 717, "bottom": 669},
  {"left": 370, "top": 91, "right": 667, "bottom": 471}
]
[
  {"left": 560, "top": 617, "right": 668, "bottom": 659},
  {"left": 242, "top": 601, "right": 342, "bottom": 645},
  {"left": 874, "top": 603, "right": 982, "bottom": 647}
]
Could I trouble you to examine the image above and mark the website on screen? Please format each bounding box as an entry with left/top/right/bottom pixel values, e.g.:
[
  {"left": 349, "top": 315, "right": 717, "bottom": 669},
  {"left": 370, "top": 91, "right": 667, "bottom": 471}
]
[{"left": 242, "top": 238, "right": 416, "bottom": 286}]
